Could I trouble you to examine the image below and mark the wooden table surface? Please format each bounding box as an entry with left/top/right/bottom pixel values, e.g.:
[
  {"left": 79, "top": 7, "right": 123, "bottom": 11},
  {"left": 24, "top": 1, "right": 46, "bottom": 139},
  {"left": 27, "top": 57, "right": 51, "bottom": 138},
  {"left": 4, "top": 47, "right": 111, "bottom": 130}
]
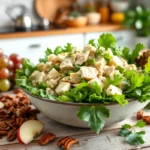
[{"left": 1, "top": 113, "right": 150, "bottom": 150}]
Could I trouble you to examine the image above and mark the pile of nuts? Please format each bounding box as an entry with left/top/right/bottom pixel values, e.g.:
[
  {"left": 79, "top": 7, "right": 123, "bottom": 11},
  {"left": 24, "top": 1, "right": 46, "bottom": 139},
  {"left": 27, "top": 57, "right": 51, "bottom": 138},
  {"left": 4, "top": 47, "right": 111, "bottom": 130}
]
[
  {"left": 0, "top": 89, "right": 39, "bottom": 141},
  {"left": 0, "top": 89, "right": 78, "bottom": 149},
  {"left": 137, "top": 110, "right": 150, "bottom": 124}
]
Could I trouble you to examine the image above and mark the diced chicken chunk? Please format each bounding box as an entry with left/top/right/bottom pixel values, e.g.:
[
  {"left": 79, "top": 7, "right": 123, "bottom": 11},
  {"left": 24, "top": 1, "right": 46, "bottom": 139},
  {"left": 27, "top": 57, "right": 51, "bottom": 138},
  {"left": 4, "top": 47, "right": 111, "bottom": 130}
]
[
  {"left": 75, "top": 51, "right": 90, "bottom": 65},
  {"left": 70, "top": 73, "right": 81, "bottom": 83},
  {"left": 60, "top": 58, "right": 73, "bottom": 70},
  {"left": 120, "top": 58, "right": 128, "bottom": 67},
  {"left": 29, "top": 71, "right": 45, "bottom": 85},
  {"left": 37, "top": 63, "right": 45, "bottom": 71},
  {"left": 103, "top": 65, "right": 115, "bottom": 77},
  {"left": 125, "top": 64, "right": 137, "bottom": 71},
  {"left": 45, "top": 62, "right": 52, "bottom": 72},
  {"left": 47, "top": 68, "right": 60, "bottom": 79},
  {"left": 55, "top": 82, "right": 71, "bottom": 95},
  {"left": 84, "top": 44, "right": 96, "bottom": 53},
  {"left": 57, "top": 53, "right": 67, "bottom": 62},
  {"left": 61, "top": 76, "right": 70, "bottom": 82},
  {"left": 80, "top": 66, "right": 98, "bottom": 80},
  {"left": 109, "top": 70, "right": 121, "bottom": 80},
  {"left": 46, "top": 77, "right": 60, "bottom": 88},
  {"left": 109, "top": 56, "right": 123, "bottom": 67},
  {"left": 48, "top": 54, "right": 59, "bottom": 63},
  {"left": 46, "top": 88, "right": 55, "bottom": 95},
  {"left": 106, "top": 85, "right": 122, "bottom": 96},
  {"left": 88, "top": 78, "right": 104, "bottom": 89},
  {"left": 95, "top": 58, "right": 106, "bottom": 75}
]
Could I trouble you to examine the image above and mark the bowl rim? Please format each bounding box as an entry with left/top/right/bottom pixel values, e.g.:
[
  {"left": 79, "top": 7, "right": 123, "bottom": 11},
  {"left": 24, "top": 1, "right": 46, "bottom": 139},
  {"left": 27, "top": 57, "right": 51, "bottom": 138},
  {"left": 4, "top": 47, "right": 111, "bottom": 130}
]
[{"left": 21, "top": 88, "right": 137, "bottom": 107}]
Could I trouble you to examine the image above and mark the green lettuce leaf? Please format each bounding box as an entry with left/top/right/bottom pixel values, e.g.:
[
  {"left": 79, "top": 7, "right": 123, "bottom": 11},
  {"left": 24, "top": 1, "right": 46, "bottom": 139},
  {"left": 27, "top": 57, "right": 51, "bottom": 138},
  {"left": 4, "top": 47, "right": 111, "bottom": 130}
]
[
  {"left": 125, "top": 70, "right": 144, "bottom": 93},
  {"left": 112, "top": 94, "right": 128, "bottom": 106},
  {"left": 39, "top": 48, "right": 53, "bottom": 63},
  {"left": 145, "top": 57, "right": 150, "bottom": 73},
  {"left": 107, "top": 74, "right": 123, "bottom": 86}
]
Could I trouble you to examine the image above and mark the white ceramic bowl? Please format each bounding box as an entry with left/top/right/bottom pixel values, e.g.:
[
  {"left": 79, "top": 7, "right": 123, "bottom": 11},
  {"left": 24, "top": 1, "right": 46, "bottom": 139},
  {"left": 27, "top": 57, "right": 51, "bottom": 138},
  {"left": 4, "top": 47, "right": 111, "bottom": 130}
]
[
  {"left": 23, "top": 89, "right": 149, "bottom": 128},
  {"left": 86, "top": 12, "right": 101, "bottom": 25},
  {"left": 111, "top": 1, "right": 129, "bottom": 12}
]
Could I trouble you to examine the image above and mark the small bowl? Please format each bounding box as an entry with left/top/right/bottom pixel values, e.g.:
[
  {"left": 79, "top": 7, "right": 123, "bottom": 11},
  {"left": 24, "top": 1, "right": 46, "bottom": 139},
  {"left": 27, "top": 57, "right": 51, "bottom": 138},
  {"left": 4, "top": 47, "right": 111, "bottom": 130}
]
[
  {"left": 22, "top": 88, "right": 149, "bottom": 128},
  {"left": 86, "top": 12, "right": 101, "bottom": 25},
  {"left": 111, "top": 1, "right": 129, "bottom": 12},
  {"left": 65, "top": 16, "right": 88, "bottom": 28}
]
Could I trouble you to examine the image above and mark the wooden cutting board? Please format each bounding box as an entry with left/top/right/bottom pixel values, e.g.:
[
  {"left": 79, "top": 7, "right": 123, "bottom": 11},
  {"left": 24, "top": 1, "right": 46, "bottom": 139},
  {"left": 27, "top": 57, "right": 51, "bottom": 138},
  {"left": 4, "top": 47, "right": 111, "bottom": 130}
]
[{"left": 35, "top": 0, "right": 75, "bottom": 22}]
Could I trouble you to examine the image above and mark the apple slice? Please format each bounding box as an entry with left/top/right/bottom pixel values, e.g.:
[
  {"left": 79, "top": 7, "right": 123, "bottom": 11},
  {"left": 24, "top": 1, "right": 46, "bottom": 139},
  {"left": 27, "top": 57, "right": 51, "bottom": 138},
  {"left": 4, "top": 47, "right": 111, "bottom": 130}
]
[
  {"left": 0, "top": 102, "right": 4, "bottom": 109},
  {"left": 17, "top": 120, "right": 45, "bottom": 144}
]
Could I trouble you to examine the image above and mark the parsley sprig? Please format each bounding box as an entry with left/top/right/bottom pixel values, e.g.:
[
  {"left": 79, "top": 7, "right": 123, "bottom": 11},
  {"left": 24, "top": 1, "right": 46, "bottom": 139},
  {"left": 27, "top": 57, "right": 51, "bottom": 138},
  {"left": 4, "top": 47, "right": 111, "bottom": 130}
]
[{"left": 119, "top": 120, "right": 146, "bottom": 145}]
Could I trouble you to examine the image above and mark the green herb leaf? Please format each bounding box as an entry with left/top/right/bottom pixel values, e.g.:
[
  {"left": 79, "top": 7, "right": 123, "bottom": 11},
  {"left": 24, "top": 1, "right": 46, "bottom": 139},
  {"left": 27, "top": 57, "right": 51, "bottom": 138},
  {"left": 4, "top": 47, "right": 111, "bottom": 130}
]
[
  {"left": 45, "top": 48, "right": 53, "bottom": 55},
  {"left": 125, "top": 132, "right": 145, "bottom": 145},
  {"left": 54, "top": 46, "right": 63, "bottom": 55},
  {"left": 136, "top": 120, "right": 146, "bottom": 128},
  {"left": 119, "top": 128, "right": 131, "bottom": 137},
  {"left": 73, "top": 64, "right": 81, "bottom": 72},
  {"left": 54, "top": 43, "right": 73, "bottom": 55},
  {"left": 88, "top": 39, "right": 96, "bottom": 47},
  {"left": 64, "top": 43, "right": 73, "bottom": 53},
  {"left": 98, "top": 33, "right": 116, "bottom": 49},
  {"left": 129, "top": 43, "right": 145, "bottom": 64},
  {"left": 107, "top": 74, "right": 123, "bottom": 86},
  {"left": 39, "top": 48, "right": 53, "bottom": 63},
  {"left": 103, "top": 53, "right": 112, "bottom": 61},
  {"left": 145, "top": 58, "right": 150, "bottom": 73},
  {"left": 122, "top": 47, "right": 130, "bottom": 60},
  {"left": 77, "top": 106, "right": 110, "bottom": 134},
  {"left": 87, "top": 58, "right": 95, "bottom": 65},
  {"left": 119, "top": 121, "right": 146, "bottom": 146},
  {"left": 122, "top": 124, "right": 132, "bottom": 129}
]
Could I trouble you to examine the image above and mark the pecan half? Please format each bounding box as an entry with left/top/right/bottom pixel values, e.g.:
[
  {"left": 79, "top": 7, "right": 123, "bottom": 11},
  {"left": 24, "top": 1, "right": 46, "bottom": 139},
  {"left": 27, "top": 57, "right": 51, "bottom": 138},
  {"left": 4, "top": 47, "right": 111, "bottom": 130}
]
[
  {"left": 7, "top": 129, "right": 17, "bottom": 141},
  {"left": 57, "top": 136, "right": 78, "bottom": 149},
  {"left": 16, "top": 117, "right": 25, "bottom": 127},
  {"left": 0, "top": 131, "right": 7, "bottom": 136},
  {"left": 39, "top": 132, "right": 56, "bottom": 146},
  {"left": 0, "top": 121, "right": 9, "bottom": 131},
  {"left": 142, "top": 116, "right": 150, "bottom": 124},
  {"left": 137, "top": 110, "right": 145, "bottom": 119},
  {"left": 14, "top": 88, "right": 23, "bottom": 94}
]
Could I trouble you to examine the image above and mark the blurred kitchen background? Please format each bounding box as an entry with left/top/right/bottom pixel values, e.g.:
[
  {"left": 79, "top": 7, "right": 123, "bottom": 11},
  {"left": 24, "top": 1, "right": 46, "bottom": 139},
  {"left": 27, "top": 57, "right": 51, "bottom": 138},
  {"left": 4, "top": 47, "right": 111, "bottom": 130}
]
[{"left": 0, "top": 0, "right": 150, "bottom": 63}]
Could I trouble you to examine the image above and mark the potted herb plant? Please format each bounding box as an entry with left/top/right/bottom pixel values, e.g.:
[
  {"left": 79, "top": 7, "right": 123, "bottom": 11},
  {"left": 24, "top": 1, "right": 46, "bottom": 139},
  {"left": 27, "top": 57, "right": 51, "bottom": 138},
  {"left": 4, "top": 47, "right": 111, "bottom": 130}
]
[{"left": 123, "top": 6, "right": 150, "bottom": 48}]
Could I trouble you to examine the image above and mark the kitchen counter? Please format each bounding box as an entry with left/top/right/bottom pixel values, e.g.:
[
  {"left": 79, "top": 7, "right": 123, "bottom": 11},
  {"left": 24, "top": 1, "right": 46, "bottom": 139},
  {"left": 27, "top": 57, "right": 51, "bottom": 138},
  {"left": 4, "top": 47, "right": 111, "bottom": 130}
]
[{"left": 0, "top": 24, "right": 123, "bottom": 39}]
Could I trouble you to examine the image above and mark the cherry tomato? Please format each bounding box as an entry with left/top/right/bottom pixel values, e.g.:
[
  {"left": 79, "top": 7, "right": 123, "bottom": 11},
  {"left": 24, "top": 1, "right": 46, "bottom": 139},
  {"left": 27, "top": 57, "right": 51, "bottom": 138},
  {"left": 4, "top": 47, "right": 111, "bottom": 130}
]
[
  {"left": 0, "top": 79, "right": 11, "bottom": 91},
  {"left": 13, "top": 63, "right": 22, "bottom": 71},
  {"left": 0, "top": 68, "right": 9, "bottom": 79},
  {"left": 0, "top": 56, "right": 9, "bottom": 68},
  {"left": 7, "top": 60, "right": 14, "bottom": 70},
  {"left": 9, "top": 54, "right": 21, "bottom": 64}
]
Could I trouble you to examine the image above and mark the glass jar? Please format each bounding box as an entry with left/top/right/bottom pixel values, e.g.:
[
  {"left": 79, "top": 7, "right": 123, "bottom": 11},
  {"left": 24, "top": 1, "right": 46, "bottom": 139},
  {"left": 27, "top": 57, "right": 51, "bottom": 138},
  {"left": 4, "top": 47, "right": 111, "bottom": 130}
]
[{"left": 99, "top": 0, "right": 110, "bottom": 23}]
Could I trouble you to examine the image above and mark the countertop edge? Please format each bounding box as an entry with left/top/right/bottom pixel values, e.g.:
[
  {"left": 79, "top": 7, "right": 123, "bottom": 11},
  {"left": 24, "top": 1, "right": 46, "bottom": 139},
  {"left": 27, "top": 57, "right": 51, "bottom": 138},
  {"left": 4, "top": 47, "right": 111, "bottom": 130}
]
[{"left": 0, "top": 24, "right": 124, "bottom": 40}]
